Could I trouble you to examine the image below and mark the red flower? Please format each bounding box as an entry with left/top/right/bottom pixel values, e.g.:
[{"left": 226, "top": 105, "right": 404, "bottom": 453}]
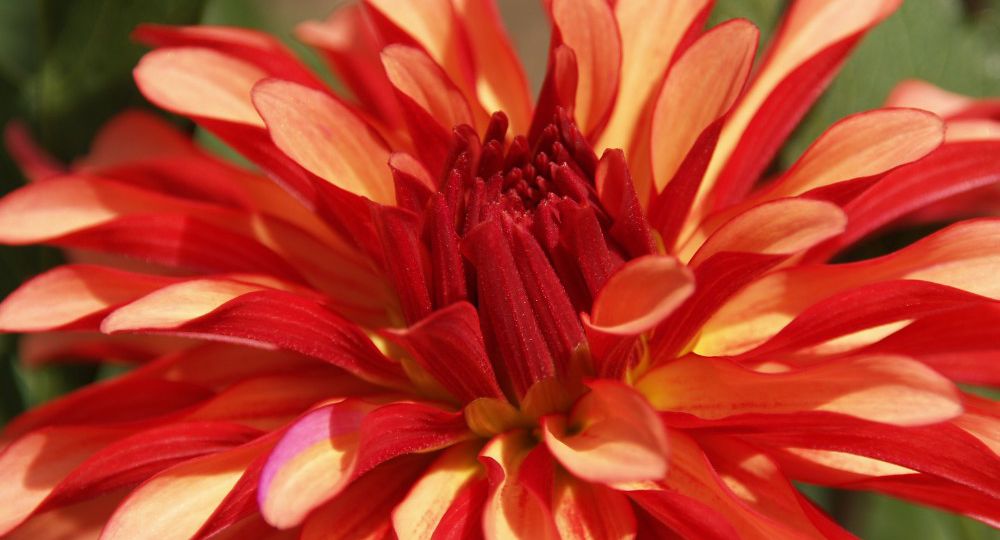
[{"left": 1, "top": 0, "right": 999, "bottom": 538}]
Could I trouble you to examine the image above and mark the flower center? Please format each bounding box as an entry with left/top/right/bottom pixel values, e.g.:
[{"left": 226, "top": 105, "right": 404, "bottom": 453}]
[{"left": 442, "top": 108, "right": 601, "bottom": 233}]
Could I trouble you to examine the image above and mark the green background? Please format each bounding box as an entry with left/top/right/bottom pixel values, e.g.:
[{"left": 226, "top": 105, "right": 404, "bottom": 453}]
[{"left": 0, "top": 0, "right": 997, "bottom": 537}]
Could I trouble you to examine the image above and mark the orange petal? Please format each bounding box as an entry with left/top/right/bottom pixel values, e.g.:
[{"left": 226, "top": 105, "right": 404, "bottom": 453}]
[
  {"left": 550, "top": 0, "right": 621, "bottom": 136},
  {"left": 365, "top": 0, "right": 483, "bottom": 121},
  {"left": 381, "top": 44, "right": 474, "bottom": 131},
  {"left": 101, "top": 437, "right": 269, "bottom": 540},
  {"left": 391, "top": 442, "right": 482, "bottom": 539},
  {"left": 697, "top": 218, "right": 1000, "bottom": 356},
  {"left": 651, "top": 20, "right": 758, "bottom": 193},
  {"left": 637, "top": 354, "right": 962, "bottom": 427},
  {"left": 542, "top": 381, "right": 668, "bottom": 484},
  {"left": 588, "top": 255, "right": 694, "bottom": 335},
  {"left": 598, "top": 0, "right": 711, "bottom": 154},
  {"left": 0, "top": 265, "right": 173, "bottom": 332},
  {"left": 553, "top": 471, "right": 637, "bottom": 540},
  {"left": 764, "top": 108, "right": 944, "bottom": 199},
  {"left": 0, "top": 426, "right": 125, "bottom": 535},
  {"left": 480, "top": 431, "right": 559, "bottom": 540},
  {"left": 689, "top": 198, "right": 846, "bottom": 266},
  {"left": 886, "top": 80, "right": 1000, "bottom": 120},
  {"left": 451, "top": 0, "right": 533, "bottom": 134},
  {"left": 101, "top": 279, "right": 270, "bottom": 334},
  {"left": 698, "top": 0, "right": 901, "bottom": 217},
  {"left": 134, "top": 47, "right": 266, "bottom": 127},
  {"left": 252, "top": 78, "right": 394, "bottom": 204},
  {"left": 6, "top": 488, "right": 126, "bottom": 540}
]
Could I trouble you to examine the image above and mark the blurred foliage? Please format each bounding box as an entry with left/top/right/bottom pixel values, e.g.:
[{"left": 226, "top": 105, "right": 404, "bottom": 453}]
[{"left": 0, "top": 0, "right": 998, "bottom": 538}]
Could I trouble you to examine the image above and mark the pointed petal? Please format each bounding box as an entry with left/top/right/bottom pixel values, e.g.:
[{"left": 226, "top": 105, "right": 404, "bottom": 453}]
[
  {"left": 638, "top": 354, "right": 961, "bottom": 427},
  {"left": 736, "top": 280, "right": 990, "bottom": 361},
  {"left": 451, "top": 0, "right": 532, "bottom": 134},
  {"left": 763, "top": 108, "right": 943, "bottom": 199},
  {"left": 816, "top": 141, "right": 1000, "bottom": 258},
  {"left": 296, "top": 5, "right": 402, "bottom": 127},
  {"left": 0, "top": 265, "right": 174, "bottom": 332},
  {"left": 381, "top": 44, "right": 474, "bottom": 173},
  {"left": 252, "top": 79, "right": 394, "bottom": 204},
  {"left": 549, "top": 0, "right": 621, "bottom": 136},
  {"left": 0, "top": 426, "right": 126, "bottom": 535},
  {"left": 702, "top": 0, "right": 902, "bottom": 210},
  {"left": 42, "top": 422, "right": 261, "bottom": 510},
  {"left": 542, "top": 381, "right": 668, "bottom": 484},
  {"left": 651, "top": 20, "right": 758, "bottom": 194},
  {"left": 598, "top": 0, "right": 711, "bottom": 154},
  {"left": 134, "top": 47, "right": 266, "bottom": 127},
  {"left": 133, "top": 24, "right": 324, "bottom": 89},
  {"left": 102, "top": 280, "right": 406, "bottom": 387},
  {"left": 698, "top": 219, "right": 1000, "bottom": 356}
]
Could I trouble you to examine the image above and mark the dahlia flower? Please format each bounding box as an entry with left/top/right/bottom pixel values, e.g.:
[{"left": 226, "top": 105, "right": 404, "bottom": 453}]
[{"left": 1, "top": 0, "right": 999, "bottom": 538}]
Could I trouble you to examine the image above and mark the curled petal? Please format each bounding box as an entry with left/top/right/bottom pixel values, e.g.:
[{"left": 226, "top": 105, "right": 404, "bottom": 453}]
[
  {"left": 588, "top": 255, "right": 694, "bottom": 336},
  {"left": 542, "top": 381, "right": 668, "bottom": 484}
]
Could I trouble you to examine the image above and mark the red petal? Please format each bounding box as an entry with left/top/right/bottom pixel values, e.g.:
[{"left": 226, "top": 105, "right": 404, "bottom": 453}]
[
  {"left": 462, "top": 220, "right": 557, "bottom": 397},
  {"left": 811, "top": 141, "right": 1000, "bottom": 260},
  {"left": 391, "top": 441, "right": 483, "bottom": 539},
  {"left": 594, "top": 149, "right": 654, "bottom": 258},
  {"left": 385, "top": 302, "right": 503, "bottom": 403},
  {"left": 735, "top": 279, "right": 991, "bottom": 361},
  {"left": 296, "top": 4, "right": 403, "bottom": 128},
  {"left": 302, "top": 454, "right": 432, "bottom": 540},
  {"left": 381, "top": 44, "right": 475, "bottom": 175},
  {"left": 41, "top": 422, "right": 261, "bottom": 510},
  {"left": 101, "top": 436, "right": 270, "bottom": 540},
  {"left": 102, "top": 282, "right": 407, "bottom": 388}
]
